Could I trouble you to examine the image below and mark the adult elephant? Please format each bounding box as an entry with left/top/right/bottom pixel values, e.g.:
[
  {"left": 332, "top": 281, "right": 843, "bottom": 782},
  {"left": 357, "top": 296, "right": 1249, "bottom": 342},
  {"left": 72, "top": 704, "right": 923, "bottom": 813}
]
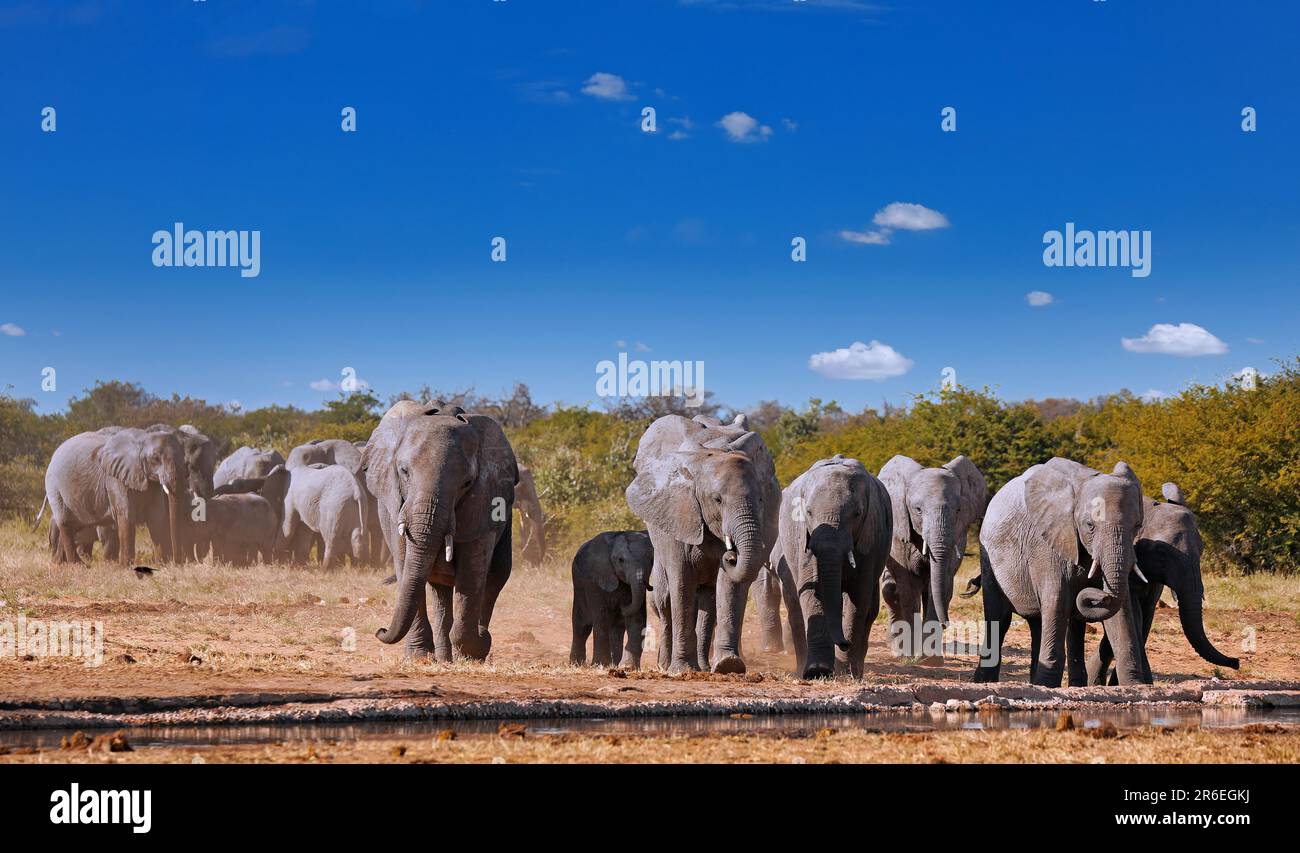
[
  {"left": 144, "top": 424, "right": 217, "bottom": 561},
  {"left": 289, "top": 438, "right": 384, "bottom": 565},
  {"left": 765, "top": 455, "right": 892, "bottom": 678},
  {"left": 571, "top": 530, "right": 653, "bottom": 668},
  {"left": 44, "top": 428, "right": 185, "bottom": 565},
  {"left": 878, "top": 454, "right": 986, "bottom": 655},
  {"left": 975, "top": 457, "right": 1148, "bottom": 686},
  {"left": 281, "top": 464, "right": 368, "bottom": 568},
  {"left": 515, "top": 464, "right": 546, "bottom": 567},
  {"left": 214, "top": 446, "right": 285, "bottom": 488},
  {"left": 366, "top": 401, "right": 519, "bottom": 661},
  {"left": 1087, "top": 483, "right": 1240, "bottom": 684},
  {"left": 625, "top": 414, "right": 779, "bottom": 675}
]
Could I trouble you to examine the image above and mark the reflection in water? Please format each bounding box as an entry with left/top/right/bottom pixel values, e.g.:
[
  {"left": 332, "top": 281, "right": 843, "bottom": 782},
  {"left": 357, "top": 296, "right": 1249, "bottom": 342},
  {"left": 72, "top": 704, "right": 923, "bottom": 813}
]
[{"left": 3, "top": 705, "right": 1296, "bottom": 751}]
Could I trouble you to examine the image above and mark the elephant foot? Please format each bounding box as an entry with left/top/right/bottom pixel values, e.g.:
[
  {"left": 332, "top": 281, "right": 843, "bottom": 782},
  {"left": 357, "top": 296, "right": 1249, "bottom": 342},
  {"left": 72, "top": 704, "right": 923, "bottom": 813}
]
[
  {"left": 802, "top": 662, "right": 834, "bottom": 680},
  {"left": 666, "top": 658, "right": 700, "bottom": 677},
  {"left": 760, "top": 630, "right": 784, "bottom": 654},
  {"left": 452, "top": 627, "right": 493, "bottom": 662},
  {"left": 712, "top": 654, "right": 746, "bottom": 675},
  {"left": 618, "top": 655, "right": 641, "bottom": 671},
  {"left": 972, "top": 665, "right": 1000, "bottom": 683}
]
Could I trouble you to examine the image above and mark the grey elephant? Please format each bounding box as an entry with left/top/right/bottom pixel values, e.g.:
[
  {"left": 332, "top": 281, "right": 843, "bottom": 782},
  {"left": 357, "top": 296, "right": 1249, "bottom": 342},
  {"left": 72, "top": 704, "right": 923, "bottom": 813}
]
[
  {"left": 366, "top": 401, "right": 519, "bottom": 661},
  {"left": 877, "top": 454, "right": 986, "bottom": 656},
  {"left": 515, "top": 464, "right": 546, "bottom": 567},
  {"left": 195, "top": 467, "right": 291, "bottom": 565},
  {"left": 281, "top": 463, "right": 368, "bottom": 568},
  {"left": 976, "top": 457, "right": 1148, "bottom": 686},
  {"left": 626, "top": 414, "right": 780, "bottom": 675},
  {"left": 143, "top": 424, "right": 217, "bottom": 561},
  {"left": 1087, "top": 483, "right": 1240, "bottom": 684},
  {"left": 570, "top": 531, "right": 653, "bottom": 668},
  {"left": 288, "top": 438, "right": 385, "bottom": 565},
  {"left": 44, "top": 428, "right": 185, "bottom": 564},
  {"left": 764, "top": 455, "right": 892, "bottom": 678},
  {"left": 214, "top": 446, "right": 285, "bottom": 488}
]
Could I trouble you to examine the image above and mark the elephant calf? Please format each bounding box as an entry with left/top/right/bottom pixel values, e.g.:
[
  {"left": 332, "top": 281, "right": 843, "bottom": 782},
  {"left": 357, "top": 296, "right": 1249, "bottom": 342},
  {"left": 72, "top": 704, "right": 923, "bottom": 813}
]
[
  {"left": 282, "top": 463, "right": 367, "bottom": 568},
  {"left": 570, "top": 531, "right": 653, "bottom": 669},
  {"left": 195, "top": 466, "right": 290, "bottom": 565}
]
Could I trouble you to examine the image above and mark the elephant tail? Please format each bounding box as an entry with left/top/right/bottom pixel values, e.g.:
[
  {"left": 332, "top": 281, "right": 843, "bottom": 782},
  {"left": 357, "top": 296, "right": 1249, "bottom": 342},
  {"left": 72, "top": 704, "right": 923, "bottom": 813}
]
[
  {"left": 31, "top": 495, "right": 48, "bottom": 531},
  {"left": 352, "top": 487, "right": 367, "bottom": 559},
  {"left": 958, "top": 574, "right": 983, "bottom": 599}
]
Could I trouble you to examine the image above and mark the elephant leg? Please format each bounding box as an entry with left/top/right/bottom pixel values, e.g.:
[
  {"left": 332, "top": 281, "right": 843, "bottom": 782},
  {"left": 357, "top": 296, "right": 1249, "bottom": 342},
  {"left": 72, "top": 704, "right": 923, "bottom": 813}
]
[
  {"left": 973, "top": 551, "right": 1012, "bottom": 683},
  {"left": 570, "top": 596, "right": 591, "bottom": 666},
  {"left": 1031, "top": 605, "right": 1071, "bottom": 687},
  {"left": 753, "top": 568, "right": 785, "bottom": 653},
  {"left": 56, "top": 520, "right": 83, "bottom": 564},
  {"left": 591, "top": 603, "right": 613, "bottom": 667},
  {"left": 841, "top": 574, "right": 876, "bottom": 680},
  {"left": 711, "top": 571, "right": 749, "bottom": 674},
  {"left": 695, "top": 582, "right": 716, "bottom": 673},
  {"left": 663, "top": 550, "right": 699, "bottom": 675},
  {"left": 1066, "top": 616, "right": 1087, "bottom": 687},
  {"left": 620, "top": 607, "right": 645, "bottom": 669},
  {"left": 450, "top": 538, "right": 495, "bottom": 661},
  {"left": 651, "top": 586, "right": 672, "bottom": 672},
  {"left": 479, "top": 530, "right": 513, "bottom": 635},
  {"left": 428, "top": 582, "right": 453, "bottom": 662},
  {"left": 609, "top": 610, "right": 627, "bottom": 668},
  {"left": 775, "top": 557, "right": 808, "bottom": 676},
  {"left": 1088, "top": 629, "right": 1116, "bottom": 686}
]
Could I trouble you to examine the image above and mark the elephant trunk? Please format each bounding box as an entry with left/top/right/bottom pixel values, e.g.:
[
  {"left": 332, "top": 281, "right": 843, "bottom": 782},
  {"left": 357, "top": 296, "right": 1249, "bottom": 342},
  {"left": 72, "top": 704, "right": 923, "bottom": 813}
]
[
  {"left": 167, "top": 491, "right": 180, "bottom": 564},
  {"left": 807, "top": 534, "right": 850, "bottom": 655},
  {"left": 923, "top": 510, "right": 956, "bottom": 626},
  {"left": 721, "top": 509, "right": 763, "bottom": 585},
  {"left": 1076, "top": 523, "right": 1130, "bottom": 623},
  {"left": 376, "top": 493, "right": 445, "bottom": 645},
  {"left": 1175, "top": 574, "right": 1240, "bottom": 670}
]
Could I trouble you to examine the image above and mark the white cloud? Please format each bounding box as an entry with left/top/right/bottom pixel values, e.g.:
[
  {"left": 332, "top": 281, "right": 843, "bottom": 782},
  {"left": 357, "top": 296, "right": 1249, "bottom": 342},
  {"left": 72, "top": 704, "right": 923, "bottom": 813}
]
[
  {"left": 781, "top": 117, "right": 798, "bottom": 131},
  {"left": 581, "top": 72, "right": 633, "bottom": 101},
  {"left": 872, "top": 202, "right": 949, "bottom": 231},
  {"left": 716, "top": 111, "right": 773, "bottom": 143},
  {"left": 1121, "top": 323, "right": 1228, "bottom": 357},
  {"left": 668, "top": 130, "right": 689, "bottom": 141},
  {"left": 0, "top": 323, "right": 26, "bottom": 337},
  {"left": 808, "top": 340, "right": 914, "bottom": 380},
  {"left": 839, "top": 229, "right": 891, "bottom": 245},
  {"left": 1025, "top": 291, "right": 1054, "bottom": 307},
  {"left": 310, "top": 376, "right": 371, "bottom": 393},
  {"left": 1246, "top": 337, "right": 1265, "bottom": 345},
  {"left": 1139, "top": 389, "right": 1169, "bottom": 402}
]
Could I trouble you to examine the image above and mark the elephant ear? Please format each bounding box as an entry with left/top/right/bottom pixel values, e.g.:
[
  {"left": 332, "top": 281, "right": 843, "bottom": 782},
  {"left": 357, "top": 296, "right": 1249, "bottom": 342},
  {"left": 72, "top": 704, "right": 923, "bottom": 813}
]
[
  {"left": 459, "top": 414, "right": 518, "bottom": 541},
  {"left": 1162, "top": 482, "right": 1185, "bottom": 505},
  {"left": 945, "top": 455, "right": 988, "bottom": 531},
  {"left": 856, "top": 474, "right": 894, "bottom": 565},
  {"left": 1111, "top": 461, "right": 1144, "bottom": 529},
  {"left": 574, "top": 534, "right": 619, "bottom": 593},
  {"left": 626, "top": 454, "right": 704, "bottom": 546},
  {"left": 361, "top": 404, "right": 418, "bottom": 500},
  {"left": 1023, "top": 464, "right": 1081, "bottom": 567},
  {"left": 878, "top": 455, "right": 923, "bottom": 552},
  {"left": 101, "top": 430, "right": 150, "bottom": 491},
  {"left": 260, "top": 465, "right": 291, "bottom": 507}
]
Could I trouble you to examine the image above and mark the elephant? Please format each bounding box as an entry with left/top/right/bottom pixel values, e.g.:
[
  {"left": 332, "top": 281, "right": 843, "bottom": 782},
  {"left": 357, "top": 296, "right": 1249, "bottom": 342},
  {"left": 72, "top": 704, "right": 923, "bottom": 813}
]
[
  {"left": 570, "top": 531, "right": 654, "bottom": 668},
  {"left": 1087, "top": 483, "right": 1241, "bottom": 684},
  {"left": 44, "top": 428, "right": 185, "bottom": 565},
  {"left": 625, "top": 413, "right": 780, "bottom": 675},
  {"left": 214, "top": 446, "right": 285, "bottom": 488},
  {"left": 365, "top": 400, "right": 519, "bottom": 662},
  {"left": 762, "top": 455, "right": 892, "bottom": 679},
  {"left": 515, "top": 464, "right": 546, "bottom": 567},
  {"left": 877, "top": 454, "right": 986, "bottom": 656},
  {"left": 975, "top": 457, "right": 1148, "bottom": 686},
  {"left": 288, "top": 438, "right": 385, "bottom": 565},
  {"left": 193, "top": 465, "right": 291, "bottom": 564},
  {"left": 281, "top": 463, "right": 368, "bottom": 568},
  {"left": 143, "top": 424, "right": 217, "bottom": 561}
]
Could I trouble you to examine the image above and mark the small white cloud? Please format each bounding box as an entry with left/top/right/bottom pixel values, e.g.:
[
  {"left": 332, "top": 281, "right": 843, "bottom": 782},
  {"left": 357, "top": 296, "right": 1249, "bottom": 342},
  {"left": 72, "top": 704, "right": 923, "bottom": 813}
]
[
  {"left": 614, "top": 339, "right": 628, "bottom": 349},
  {"left": 310, "top": 378, "right": 337, "bottom": 392},
  {"left": 582, "top": 72, "right": 634, "bottom": 101},
  {"left": 1026, "top": 291, "right": 1054, "bottom": 307},
  {"left": 1139, "top": 389, "right": 1169, "bottom": 402},
  {"left": 716, "top": 111, "right": 773, "bottom": 143},
  {"left": 781, "top": 117, "right": 798, "bottom": 131},
  {"left": 1, "top": 322, "right": 26, "bottom": 337},
  {"left": 1121, "top": 323, "right": 1228, "bottom": 357},
  {"left": 634, "top": 341, "right": 651, "bottom": 352},
  {"left": 808, "top": 340, "right": 914, "bottom": 380},
  {"left": 668, "top": 130, "right": 689, "bottom": 141},
  {"left": 1246, "top": 337, "right": 1265, "bottom": 345},
  {"left": 839, "top": 229, "right": 891, "bottom": 245},
  {"left": 872, "top": 202, "right": 950, "bottom": 231}
]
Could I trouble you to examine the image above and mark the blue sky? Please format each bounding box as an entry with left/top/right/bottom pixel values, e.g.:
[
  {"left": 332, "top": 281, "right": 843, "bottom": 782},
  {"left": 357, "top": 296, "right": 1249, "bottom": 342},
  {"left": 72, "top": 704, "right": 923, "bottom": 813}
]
[{"left": 2, "top": 0, "right": 1297, "bottom": 415}]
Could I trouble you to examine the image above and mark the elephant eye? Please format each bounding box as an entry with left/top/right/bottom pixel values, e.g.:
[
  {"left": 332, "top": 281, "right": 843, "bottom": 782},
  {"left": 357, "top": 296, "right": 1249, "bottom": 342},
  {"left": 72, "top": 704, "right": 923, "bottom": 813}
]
[
  {"left": 713, "top": 494, "right": 722, "bottom": 504},
  {"left": 399, "top": 465, "right": 410, "bottom": 478}
]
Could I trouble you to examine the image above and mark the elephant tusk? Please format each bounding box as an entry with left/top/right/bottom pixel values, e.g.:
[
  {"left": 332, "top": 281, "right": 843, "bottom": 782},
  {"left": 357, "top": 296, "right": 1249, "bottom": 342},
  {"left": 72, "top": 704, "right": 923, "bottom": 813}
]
[
  {"left": 1132, "top": 564, "right": 1149, "bottom": 584},
  {"left": 398, "top": 521, "right": 409, "bottom": 541},
  {"left": 1088, "top": 558, "right": 1099, "bottom": 579},
  {"left": 847, "top": 551, "right": 856, "bottom": 569},
  {"left": 724, "top": 536, "right": 734, "bottom": 552},
  {"left": 160, "top": 483, "right": 170, "bottom": 496},
  {"left": 444, "top": 535, "right": 454, "bottom": 562},
  {"left": 922, "top": 541, "right": 929, "bottom": 558}
]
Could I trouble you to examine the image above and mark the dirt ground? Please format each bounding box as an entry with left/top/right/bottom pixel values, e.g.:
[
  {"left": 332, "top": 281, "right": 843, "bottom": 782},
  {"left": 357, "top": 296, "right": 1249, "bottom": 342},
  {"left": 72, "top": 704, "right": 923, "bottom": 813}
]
[{"left": 2, "top": 521, "right": 1298, "bottom": 763}]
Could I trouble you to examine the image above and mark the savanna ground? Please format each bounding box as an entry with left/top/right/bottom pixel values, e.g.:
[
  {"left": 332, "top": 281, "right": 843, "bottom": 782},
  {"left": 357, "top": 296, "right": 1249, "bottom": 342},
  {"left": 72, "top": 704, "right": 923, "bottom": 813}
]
[{"left": 2, "top": 520, "right": 1299, "bottom": 764}]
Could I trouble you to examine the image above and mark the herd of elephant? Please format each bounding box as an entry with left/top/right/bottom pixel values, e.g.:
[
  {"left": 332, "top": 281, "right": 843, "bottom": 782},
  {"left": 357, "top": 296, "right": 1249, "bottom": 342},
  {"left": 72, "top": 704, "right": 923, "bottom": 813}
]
[{"left": 34, "top": 402, "right": 1240, "bottom": 687}]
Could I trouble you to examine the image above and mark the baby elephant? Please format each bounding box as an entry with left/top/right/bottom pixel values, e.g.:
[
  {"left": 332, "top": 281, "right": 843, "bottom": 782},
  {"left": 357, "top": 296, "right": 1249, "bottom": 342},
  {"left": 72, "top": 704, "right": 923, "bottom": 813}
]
[
  {"left": 282, "top": 463, "right": 367, "bottom": 568},
  {"left": 196, "top": 466, "right": 290, "bottom": 565},
  {"left": 570, "top": 531, "right": 653, "bottom": 669}
]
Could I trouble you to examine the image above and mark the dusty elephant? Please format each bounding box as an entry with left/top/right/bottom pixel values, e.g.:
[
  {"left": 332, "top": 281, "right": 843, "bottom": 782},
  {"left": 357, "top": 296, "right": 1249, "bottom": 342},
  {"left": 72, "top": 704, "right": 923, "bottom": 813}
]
[
  {"left": 143, "top": 424, "right": 217, "bottom": 562},
  {"left": 288, "top": 438, "right": 385, "bottom": 565},
  {"left": 626, "top": 414, "right": 780, "bottom": 675},
  {"left": 214, "top": 446, "right": 285, "bottom": 488},
  {"left": 877, "top": 454, "right": 986, "bottom": 656},
  {"left": 570, "top": 530, "right": 653, "bottom": 668},
  {"left": 366, "top": 401, "right": 518, "bottom": 662},
  {"left": 1087, "top": 483, "right": 1240, "bottom": 684},
  {"left": 281, "top": 463, "right": 367, "bottom": 568},
  {"left": 976, "top": 457, "right": 1148, "bottom": 686},
  {"left": 193, "top": 466, "right": 291, "bottom": 565},
  {"left": 515, "top": 464, "right": 546, "bottom": 567},
  {"left": 765, "top": 455, "right": 892, "bottom": 679},
  {"left": 43, "top": 428, "right": 185, "bottom": 565}
]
